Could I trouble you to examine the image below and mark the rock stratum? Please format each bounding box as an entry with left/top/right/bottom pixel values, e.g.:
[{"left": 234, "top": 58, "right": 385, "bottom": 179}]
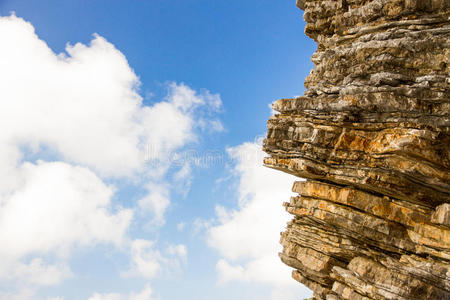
[{"left": 263, "top": 1, "right": 450, "bottom": 299}]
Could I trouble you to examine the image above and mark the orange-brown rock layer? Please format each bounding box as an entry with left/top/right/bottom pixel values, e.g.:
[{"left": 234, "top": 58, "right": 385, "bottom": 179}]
[{"left": 263, "top": 1, "right": 450, "bottom": 299}]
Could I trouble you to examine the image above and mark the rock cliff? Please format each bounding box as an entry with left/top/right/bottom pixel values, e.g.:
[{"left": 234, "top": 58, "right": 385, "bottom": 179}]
[{"left": 263, "top": 1, "right": 450, "bottom": 299}]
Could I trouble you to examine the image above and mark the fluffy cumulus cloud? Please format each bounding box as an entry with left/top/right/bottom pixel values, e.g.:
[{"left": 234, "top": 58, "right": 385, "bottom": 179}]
[
  {"left": 0, "top": 14, "right": 220, "bottom": 295},
  {"left": 0, "top": 15, "right": 221, "bottom": 179},
  {"left": 207, "top": 140, "right": 312, "bottom": 299}
]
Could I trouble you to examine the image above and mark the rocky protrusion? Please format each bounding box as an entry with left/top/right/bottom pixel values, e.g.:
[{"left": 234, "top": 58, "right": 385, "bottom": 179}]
[{"left": 264, "top": 1, "right": 450, "bottom": 299}]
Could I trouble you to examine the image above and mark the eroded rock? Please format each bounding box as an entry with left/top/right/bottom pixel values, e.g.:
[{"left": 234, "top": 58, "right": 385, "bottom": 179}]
[{"left": 264, "top": 1, "right": 450, "bottom": 299}]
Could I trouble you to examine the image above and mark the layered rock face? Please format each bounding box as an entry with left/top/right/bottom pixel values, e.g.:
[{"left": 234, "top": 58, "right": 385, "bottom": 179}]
[{"left": 263, "top": 1, "right": 449, "bottom": 299}]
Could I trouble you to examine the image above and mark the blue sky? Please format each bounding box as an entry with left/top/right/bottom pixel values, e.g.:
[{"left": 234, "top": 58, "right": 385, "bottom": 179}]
[{"left": 0, "top": 1, "right": 315, "bottom": 299}]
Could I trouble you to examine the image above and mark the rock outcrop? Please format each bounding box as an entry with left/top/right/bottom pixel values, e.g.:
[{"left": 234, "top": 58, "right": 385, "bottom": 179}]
[{"left": 263, "top": 1, "right": 450, "bottom": 299}]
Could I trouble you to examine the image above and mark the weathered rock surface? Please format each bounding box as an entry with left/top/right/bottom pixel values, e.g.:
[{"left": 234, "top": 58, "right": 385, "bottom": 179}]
[{"left": 263, "top": 1, "right": 450, "bottom": 299}]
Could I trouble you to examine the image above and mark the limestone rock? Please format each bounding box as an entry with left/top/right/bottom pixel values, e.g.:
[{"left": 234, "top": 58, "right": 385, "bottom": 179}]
[{"left": 263, "top": 1, "right": 450, "bottom": 299}]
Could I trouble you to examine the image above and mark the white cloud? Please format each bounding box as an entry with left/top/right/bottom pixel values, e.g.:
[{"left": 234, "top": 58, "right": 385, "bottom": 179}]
[
  {"left": 0, "top": 162, "right": 131, "bottom": 258},
  {"left": 0, "top": 288, "right": 36, "bottom": 300},
  {"left": 0, "top": 14, "right": 221, "bottom": 293},
  {"left": 193, "top": 218, "right": 212, "bottom": 235},
  {"left": 0, "top": 12, "right": 222, "bottom": 184},
  {"left": 167, "top": 244, "right": 187, "bottom": 262},
  {"left": 124, "top": 240, "right": 187, "bottom": 279},
  {"left": 142, "top": 83, "right": 223, "bottom": 170},
  {"left": 0, "top": 17, "right": 140, "bottom": 178},
  {"left": 138, "top": 183, "right": 171, "bottom": 226},
  {"left": 0, "top": 288, "right": 67, "bottom": 300},
  {"left": 163, "top": 243, "right": 188, "bottom": 272},
  {"left": 0, "top": 15, "right": 222, "bottom": 179},
  {"left": 207, "top": 140, "right": 312, "bottom": 299},
  {"left": 88, "top": 285, "right": 155, "bottom": 300},
  {"left": 9, "top": 259, "right": 71, "bottom": 287},
  {"left": 127, "top": 240, "right": 162, "bottom": 279},
  {"left": 0, "top": 161, "right": 132, "bottom": 285}
]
